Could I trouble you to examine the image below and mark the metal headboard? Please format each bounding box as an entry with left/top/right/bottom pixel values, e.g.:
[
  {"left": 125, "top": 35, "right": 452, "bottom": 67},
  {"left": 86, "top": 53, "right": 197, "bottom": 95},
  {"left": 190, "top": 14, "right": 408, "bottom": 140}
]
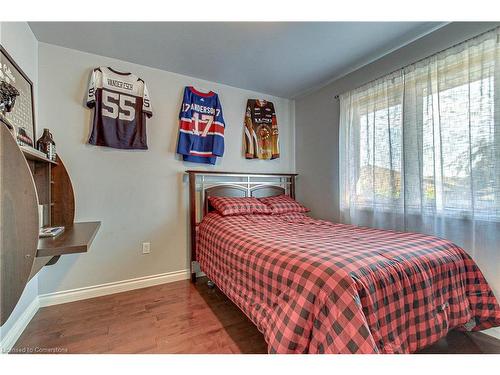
[{"left": 186, "top": 170, "right": 297, "bottom": 282}]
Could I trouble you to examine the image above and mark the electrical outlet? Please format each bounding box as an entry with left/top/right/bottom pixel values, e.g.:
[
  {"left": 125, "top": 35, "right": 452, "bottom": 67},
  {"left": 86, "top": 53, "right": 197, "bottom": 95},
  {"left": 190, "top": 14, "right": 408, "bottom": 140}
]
[{"left": 142, "top": 242, "right": 151, "bottom": 254}]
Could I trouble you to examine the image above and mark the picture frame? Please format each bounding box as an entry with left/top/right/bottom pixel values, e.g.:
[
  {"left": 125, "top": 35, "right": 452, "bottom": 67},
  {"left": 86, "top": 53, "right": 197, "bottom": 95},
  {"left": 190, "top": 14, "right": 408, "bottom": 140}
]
[{"left": 0, "top": 44, "right": 36, "bottom": 147}]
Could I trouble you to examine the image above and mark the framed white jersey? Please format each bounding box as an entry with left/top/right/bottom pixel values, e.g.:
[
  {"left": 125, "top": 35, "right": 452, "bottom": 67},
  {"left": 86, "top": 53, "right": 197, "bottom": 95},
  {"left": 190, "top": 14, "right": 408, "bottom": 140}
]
[{"left": 86, "top": 67, "right": 153, "bottom": 149}]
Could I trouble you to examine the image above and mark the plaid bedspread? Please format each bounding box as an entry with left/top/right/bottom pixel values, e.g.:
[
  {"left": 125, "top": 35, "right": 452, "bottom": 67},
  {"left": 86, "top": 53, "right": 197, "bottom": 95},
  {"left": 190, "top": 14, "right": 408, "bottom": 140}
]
[{"left": 197, "top": 212, "right": 500, "bottom": 354}]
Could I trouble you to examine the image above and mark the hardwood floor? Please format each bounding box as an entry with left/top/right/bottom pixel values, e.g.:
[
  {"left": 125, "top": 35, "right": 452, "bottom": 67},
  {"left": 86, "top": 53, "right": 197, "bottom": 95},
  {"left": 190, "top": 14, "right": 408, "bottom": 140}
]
[{"left": 12, "top": 277, "right": 500, "bottom": 354}]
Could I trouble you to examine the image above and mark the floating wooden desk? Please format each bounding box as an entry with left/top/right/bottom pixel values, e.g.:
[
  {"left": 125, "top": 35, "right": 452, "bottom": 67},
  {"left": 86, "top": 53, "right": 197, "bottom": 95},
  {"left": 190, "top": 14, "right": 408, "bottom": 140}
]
[
  {"left": 1, "top": 123, "right": 100, "bottom": 325},
  {"left": 37, "top": 221, "right": 101, "bottom": 258}
]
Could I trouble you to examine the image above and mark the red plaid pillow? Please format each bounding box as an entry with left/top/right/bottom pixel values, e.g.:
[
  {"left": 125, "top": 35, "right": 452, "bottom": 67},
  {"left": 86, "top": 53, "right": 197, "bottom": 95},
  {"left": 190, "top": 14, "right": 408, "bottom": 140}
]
[
  {"left": 208, "top": 196, "right": 271, "bottom": 216},
  {"left": 259, "top": 194, "right": 310, "bottom": 214}
]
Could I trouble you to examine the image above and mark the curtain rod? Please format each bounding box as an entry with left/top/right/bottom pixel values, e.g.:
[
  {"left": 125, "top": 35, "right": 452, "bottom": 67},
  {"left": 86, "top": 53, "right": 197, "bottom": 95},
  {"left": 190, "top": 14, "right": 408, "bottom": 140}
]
[{"left": 333, "top": 26, "right": 499, "bottom": 101}]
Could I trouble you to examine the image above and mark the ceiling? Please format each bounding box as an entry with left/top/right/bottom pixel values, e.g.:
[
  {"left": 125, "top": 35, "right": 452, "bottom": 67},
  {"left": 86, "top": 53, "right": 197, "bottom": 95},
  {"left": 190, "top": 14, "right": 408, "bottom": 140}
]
[{"left": 29, "top": 22, "right": 446, "bottom": 98}]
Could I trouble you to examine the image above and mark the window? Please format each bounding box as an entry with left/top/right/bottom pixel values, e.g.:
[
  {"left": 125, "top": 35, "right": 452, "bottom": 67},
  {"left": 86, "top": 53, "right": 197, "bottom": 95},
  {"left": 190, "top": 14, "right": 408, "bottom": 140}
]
[
  {"left": 422, "top": 77, "right": 497, "bottom": 217},
  {"left": 341, "top": 28, "right": 500, "bottom": 222},
  {"left": 340, "top": 27, "right": 500, "bottom": 300},
  {"left": 357, "top": 104, "right": 402, "bottom": 207}
]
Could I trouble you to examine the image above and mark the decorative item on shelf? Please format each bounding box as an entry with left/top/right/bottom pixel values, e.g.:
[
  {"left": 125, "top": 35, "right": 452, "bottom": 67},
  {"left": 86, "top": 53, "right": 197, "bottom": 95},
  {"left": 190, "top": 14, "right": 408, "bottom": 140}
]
[
  {"left": 1, "top": 44, "right": 36, "bottom": 149},
  {"left": 244, "top": 99, "right": 279, "bottom": 160},
  {"left": 39, "top": 226, "right": 65, "bottom": 238},
  {"left": 36, "top": 128, "right": 57, "bottom": 162},
  {"left": 16, "top": 126, "right": 34, "bottom": 147},
  {"left": 38, "top": 205, "right": 44, "bottom": 228}
]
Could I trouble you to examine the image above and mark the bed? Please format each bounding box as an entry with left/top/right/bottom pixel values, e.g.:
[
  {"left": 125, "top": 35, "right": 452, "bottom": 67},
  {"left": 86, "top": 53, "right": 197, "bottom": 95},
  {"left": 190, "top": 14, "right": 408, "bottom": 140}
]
[{"left": 187, "top": 171, "right": 500, "bottom": 354}]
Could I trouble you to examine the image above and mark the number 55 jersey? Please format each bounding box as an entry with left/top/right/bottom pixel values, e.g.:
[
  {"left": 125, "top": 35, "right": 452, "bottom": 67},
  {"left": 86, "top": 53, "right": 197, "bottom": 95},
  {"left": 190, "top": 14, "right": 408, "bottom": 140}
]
[
  {"left": 176, "top": 86, "right": 225, "bottom": 165},
  {"left": 86, "top": 67, "right": 153, "bottom": 149}
]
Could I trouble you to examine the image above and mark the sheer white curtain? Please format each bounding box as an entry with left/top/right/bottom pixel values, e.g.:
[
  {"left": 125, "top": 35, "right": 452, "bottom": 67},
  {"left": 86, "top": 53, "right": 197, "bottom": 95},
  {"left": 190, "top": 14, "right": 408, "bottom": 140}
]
[{"left": 339, "top": 27, "right": 500, "bottom": 296}]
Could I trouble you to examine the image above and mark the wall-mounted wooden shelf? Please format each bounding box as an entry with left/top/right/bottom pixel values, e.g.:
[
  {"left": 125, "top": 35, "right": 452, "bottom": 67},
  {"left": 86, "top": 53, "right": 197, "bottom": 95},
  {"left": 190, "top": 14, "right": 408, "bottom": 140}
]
[
  {"left": 37, "top": 221, "right": 101, "bottom": 258},
  {"left": 20, "top": 145, "right": 58, "bottom": 165},
  {"left": 2, "top": 124, "right": 100, "bottom": 325}
]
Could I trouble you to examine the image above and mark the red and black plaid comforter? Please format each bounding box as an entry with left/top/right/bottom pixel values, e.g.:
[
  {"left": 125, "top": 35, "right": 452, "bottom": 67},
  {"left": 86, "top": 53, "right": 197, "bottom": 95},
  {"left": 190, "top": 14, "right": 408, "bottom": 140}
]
[{"left": 197, "top": 212, "right": 500, "bottom": 353}]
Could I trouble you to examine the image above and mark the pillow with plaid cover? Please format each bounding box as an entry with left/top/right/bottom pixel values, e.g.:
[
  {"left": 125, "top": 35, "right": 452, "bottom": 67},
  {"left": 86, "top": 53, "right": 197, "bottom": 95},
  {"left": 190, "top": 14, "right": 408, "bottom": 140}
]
[
  {"left": 208, "top": 196, "right": 271, "bottom": 216},
  {"left": 259, "top": 194, "right": 310, "bottom": 214}
]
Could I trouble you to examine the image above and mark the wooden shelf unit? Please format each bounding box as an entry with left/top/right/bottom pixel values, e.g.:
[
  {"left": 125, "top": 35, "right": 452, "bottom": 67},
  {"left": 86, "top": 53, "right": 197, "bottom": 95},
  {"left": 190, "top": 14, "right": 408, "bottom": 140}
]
[
  {"left": 20, "top": 145, "right": 58, "bottom": 165},
  {"left": 1, "top": 124, "right": 100, "bottom": 325},
  {"left": 37, "top": 221, "right": 101, "bottom": 258}
]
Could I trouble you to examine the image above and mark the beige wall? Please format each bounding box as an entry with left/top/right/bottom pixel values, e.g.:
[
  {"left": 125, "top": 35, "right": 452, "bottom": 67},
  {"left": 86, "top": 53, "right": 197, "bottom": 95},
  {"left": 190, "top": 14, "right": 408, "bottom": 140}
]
[
  {"left": 36, "top": 42, "right": 295, "bottom": 294},
  {"left": 0, "top": 22, "right": 39, "bottom": 342}
]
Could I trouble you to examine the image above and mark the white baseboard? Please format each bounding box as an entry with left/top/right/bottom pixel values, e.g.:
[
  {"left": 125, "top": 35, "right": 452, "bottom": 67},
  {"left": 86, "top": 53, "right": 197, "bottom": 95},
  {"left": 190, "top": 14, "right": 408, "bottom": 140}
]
[
  {"left": 0, "top": 269, "right": 190, "bottom": 353},
  {"left": 38, "top": 269, "right": 190, "bottom": 307},
  {"left": 482, "top": 327, "right": 500, "bottom": 340},
  {"left": 0, "top": 297, "right": 40, "bottom": 354}
]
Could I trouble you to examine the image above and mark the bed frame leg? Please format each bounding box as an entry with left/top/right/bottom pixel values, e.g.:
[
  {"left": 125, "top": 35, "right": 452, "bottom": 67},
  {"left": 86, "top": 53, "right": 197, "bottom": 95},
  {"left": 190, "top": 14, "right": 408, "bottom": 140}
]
[
  {"left": 191, "top": 272, "right": 197, "bottom": 283},
  {"left": 207, "top": 280, "right": 215, "bottom": 289}
]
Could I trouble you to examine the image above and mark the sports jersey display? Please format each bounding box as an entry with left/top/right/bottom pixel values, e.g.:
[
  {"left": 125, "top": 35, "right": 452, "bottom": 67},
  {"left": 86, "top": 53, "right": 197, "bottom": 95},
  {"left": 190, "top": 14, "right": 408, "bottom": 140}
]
[
  {"left": 244, "top": 99, "right": 279, "bottom": 160},
  {"left": 86, "top": 67, "right": 153, "bottom": 149},
  {"left": 177, "top": 86, "right": 225, "bottom": 164}
]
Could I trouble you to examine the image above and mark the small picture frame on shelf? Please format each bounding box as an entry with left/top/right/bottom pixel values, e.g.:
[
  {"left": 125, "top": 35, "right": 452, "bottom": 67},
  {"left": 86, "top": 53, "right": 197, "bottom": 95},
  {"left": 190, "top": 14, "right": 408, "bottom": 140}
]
[{"left": 0, "top": 44, "right": 36, "bottom": 148}]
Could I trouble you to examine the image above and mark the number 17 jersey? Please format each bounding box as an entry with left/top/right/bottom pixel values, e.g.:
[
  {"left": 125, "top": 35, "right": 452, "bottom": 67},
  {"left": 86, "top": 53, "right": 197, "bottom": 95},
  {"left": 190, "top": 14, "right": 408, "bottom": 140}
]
[
  {"left": 176, "top": 86, "right": 225, "bottom": 164},
  {"left": 86, "top": 67, "right": 153, "bottom": 149}
]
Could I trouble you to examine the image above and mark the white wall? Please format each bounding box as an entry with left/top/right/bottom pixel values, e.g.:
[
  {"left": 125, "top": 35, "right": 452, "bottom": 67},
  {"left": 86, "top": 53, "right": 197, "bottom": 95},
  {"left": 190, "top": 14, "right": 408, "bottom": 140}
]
[
  {"left": 0, "top": 22, "right": 39, "bottom": 346},
  {"left": 36, "top": 42, "right": 295, "bottom": 294}
]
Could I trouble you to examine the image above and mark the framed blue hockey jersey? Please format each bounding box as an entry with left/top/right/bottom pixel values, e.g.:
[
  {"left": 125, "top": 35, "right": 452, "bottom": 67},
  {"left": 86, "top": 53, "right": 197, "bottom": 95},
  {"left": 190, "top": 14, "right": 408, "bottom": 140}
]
[{"left": 177, "top": 86, "right": 225, "bottom": 164}]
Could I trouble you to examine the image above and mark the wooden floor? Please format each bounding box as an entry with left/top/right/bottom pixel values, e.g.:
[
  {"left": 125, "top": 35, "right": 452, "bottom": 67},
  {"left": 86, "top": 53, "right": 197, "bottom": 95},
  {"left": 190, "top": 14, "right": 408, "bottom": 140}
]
[{"left": 12, "top": 277, "right": 500, "bottom": 354}]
